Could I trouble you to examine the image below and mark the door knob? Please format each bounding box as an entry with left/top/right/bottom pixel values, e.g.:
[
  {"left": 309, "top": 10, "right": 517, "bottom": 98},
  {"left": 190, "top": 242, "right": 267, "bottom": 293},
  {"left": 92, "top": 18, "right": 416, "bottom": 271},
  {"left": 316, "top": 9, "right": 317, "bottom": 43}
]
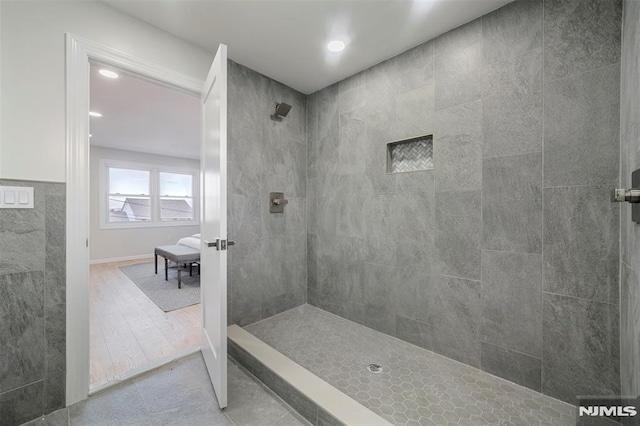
[{"left": 611, "top": 188, "right": 640, "bottom": 203}]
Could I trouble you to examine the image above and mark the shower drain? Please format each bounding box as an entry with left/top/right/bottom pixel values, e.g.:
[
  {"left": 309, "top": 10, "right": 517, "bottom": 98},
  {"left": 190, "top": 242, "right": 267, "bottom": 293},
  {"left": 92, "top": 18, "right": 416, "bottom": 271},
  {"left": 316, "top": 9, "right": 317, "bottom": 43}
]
[{"left": 367, "top": 363, "right": 383, "bottom": 374}]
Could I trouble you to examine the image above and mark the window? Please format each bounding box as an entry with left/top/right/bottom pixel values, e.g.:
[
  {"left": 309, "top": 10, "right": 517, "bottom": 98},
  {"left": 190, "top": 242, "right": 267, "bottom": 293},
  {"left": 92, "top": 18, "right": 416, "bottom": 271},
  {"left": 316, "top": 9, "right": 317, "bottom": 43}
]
[{"left": 100, "top": 160, "right": 198, "bottom": 229}]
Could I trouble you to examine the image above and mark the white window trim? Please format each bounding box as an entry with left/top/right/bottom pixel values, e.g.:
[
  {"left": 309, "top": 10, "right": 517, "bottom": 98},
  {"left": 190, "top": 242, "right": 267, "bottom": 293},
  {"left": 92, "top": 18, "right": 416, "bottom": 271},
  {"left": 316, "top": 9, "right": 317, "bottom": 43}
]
[{"left": 99, "top": 158, "right": 200, "bottom": 229}]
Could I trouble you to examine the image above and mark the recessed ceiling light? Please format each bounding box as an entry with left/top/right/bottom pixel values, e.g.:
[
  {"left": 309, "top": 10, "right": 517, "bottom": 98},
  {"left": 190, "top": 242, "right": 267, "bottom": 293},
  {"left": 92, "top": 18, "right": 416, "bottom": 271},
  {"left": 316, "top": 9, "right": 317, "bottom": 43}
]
[
  {"left": 99, "top": 69, "right": 119, "bottom": 79},
  {"left": 89, "top": 111, "right": 102, "bottom": 117},
  {"left": 327, "top": 40, "right": 346, "bottom": 53},
  {"left": 89, "top": 134, "right": 93, "bottom": 138}
]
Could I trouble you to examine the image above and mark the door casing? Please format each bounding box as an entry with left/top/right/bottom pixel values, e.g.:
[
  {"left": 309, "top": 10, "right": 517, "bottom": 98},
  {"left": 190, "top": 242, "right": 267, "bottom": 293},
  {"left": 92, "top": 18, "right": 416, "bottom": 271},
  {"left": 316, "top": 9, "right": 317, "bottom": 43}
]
[{"left": 65, "top": 33, "right": 204, "bottom": 406}]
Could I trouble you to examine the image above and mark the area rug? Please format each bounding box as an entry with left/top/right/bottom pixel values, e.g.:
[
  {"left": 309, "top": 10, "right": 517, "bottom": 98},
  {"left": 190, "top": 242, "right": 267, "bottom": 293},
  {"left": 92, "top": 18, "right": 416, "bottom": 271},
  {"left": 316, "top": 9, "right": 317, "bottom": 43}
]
[{"left": 119, "top": 262, "right": 200, "bottom": 312}]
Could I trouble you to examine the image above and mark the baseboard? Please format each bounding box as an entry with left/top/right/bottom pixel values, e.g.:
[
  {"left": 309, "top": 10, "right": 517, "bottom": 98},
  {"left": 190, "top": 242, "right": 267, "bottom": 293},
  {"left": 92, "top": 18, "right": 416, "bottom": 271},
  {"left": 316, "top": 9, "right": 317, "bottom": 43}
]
[{"left": 89, "top": 254, "right": 153, "bottom": 265}]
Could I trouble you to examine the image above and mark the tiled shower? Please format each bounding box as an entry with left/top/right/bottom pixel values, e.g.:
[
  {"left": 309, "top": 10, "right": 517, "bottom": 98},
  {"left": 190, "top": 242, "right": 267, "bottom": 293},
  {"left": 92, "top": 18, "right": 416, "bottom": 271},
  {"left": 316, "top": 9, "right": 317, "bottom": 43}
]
[
  {"left": 2, "top": 0, "right": 637, "bottom": 424},
  {"left": 228, "top": 0, "right": 638, "bottom": 419}
]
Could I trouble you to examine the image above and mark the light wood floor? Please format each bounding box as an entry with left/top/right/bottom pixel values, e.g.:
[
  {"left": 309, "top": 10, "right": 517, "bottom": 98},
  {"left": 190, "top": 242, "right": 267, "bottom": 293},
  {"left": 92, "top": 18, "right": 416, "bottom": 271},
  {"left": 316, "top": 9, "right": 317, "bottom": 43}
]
[{"left": 90, "top": 259, "right": 201, "bottom": 388}]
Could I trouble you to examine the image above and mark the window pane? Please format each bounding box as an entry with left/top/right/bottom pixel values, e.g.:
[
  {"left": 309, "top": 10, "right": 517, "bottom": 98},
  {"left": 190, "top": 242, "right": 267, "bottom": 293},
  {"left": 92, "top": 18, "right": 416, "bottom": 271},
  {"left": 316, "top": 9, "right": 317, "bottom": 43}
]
[
  {"left": 161, "top": 197, "right": 194, "bottom": 221},
  {"left": 108, "top": 196, "right": 151, "bottom": 222},
  {"left": 159, "top": 172, "right": 193, "bottom": 197},
  {"left": 109, "top": 168, "right": 150, "bottom": 195}
]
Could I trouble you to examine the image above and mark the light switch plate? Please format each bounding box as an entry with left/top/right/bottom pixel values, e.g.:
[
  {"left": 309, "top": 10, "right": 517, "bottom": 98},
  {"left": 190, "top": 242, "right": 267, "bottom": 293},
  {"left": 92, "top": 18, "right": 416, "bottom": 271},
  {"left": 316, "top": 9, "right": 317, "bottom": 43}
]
[{"left": 0, "top": 186, "right": 34, "bottom": 209}]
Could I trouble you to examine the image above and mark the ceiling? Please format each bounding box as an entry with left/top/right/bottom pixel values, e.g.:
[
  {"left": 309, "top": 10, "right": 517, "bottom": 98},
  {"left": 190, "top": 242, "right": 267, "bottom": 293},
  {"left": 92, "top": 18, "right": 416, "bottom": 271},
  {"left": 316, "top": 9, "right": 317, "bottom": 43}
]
[
  {"left": 103, "top": 0, "right": 512, "bottom": 94},
  {"left": 89, "top": 64, "right": 201, "bottom": 159}
]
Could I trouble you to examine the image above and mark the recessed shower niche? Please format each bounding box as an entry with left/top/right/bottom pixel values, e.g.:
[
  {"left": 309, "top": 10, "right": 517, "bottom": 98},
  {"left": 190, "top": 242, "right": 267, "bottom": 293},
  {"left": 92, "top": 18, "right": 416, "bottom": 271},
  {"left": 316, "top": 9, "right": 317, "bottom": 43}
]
[{"left": 386, "top": 134, "right": 433, "bottom": 173}]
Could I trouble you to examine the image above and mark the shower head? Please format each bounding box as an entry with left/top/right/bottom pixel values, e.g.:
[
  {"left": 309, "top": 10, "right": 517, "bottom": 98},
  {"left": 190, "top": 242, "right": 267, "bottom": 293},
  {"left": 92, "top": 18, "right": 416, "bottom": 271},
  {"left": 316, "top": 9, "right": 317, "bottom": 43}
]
[{"left": 271, "top": 102, "right": 292, "bottom": 121}]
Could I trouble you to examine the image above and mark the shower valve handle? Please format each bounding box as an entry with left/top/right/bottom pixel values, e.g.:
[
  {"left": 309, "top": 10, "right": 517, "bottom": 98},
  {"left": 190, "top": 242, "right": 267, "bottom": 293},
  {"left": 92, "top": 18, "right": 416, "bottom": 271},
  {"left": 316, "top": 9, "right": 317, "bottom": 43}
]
[
  {"left": 611, "top": 188, "right": 640, "bottom": 203},
  {"left": 272, "top": 197, "right": 288, "bottom": 206}
]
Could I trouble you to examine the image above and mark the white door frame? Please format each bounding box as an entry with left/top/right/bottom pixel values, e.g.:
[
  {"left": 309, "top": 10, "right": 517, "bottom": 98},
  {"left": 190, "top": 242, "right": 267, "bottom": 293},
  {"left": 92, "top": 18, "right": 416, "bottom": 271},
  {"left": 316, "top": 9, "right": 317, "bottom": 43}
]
[{"left": 65, "top": 33, "right": 204, "bottom": 406}]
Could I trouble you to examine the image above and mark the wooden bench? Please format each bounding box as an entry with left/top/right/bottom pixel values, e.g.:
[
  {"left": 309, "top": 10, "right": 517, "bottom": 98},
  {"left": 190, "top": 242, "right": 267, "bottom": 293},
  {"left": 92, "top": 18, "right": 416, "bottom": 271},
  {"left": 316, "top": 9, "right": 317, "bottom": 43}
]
[{"left": 154, "top": 245, "right": 201, "bottom": 289}]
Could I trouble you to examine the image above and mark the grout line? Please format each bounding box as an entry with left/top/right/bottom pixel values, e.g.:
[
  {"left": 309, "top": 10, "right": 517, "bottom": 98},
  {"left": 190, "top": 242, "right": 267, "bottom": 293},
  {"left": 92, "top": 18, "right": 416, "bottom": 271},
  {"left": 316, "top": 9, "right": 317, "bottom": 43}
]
[
  {"left": 480, "top": 339, "right": 542, "bottom": 361},
  {"left": 482, "top": 149, "right": 543, "bottom": 160},
  {"left": 0, "top": 379, "right": 45, "bottom": 397},
  {"left": 543, "top": 57, "right": 621, "bottom": 85},
  {"left": 540, "top": 0, "right": 547, "bottom": 397},
  {"left": 481, "top": 248, "right": 542, "bottom": 257},
  {"left": 542, "top": 182, "right": 619, "bottom": 190},
  {"left": 435, "top": 272, "right": 481, "bottom": 284},
  {"left": 542, "top": 290, "right": 615, "bottom": 305}
]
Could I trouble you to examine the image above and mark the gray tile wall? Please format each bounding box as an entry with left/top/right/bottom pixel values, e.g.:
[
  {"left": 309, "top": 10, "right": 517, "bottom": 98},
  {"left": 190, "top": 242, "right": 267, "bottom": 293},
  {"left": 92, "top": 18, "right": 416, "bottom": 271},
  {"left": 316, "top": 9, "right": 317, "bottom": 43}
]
[
  {"left": 620, "top": 0, "right": 640, "bottom": 422},
  {"left": 307, "top": 0, "right": 621, "bottom": 404},
  {"left": 227, "top": 61, "right": 308, "bottom": 326},
  {"left": 0, "top": 180, "right": 66, "bottom": 425}
]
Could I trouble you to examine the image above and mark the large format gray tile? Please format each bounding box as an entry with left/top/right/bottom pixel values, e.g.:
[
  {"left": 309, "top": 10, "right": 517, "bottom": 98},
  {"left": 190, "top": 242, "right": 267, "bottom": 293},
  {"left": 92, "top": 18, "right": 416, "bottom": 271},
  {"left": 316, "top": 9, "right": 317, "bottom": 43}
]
[
  {"left": 620, "top": 0, "right": 640, "bottom": 134},
  {"left": 21, "top": 408, "right": 68, "bottom": 426},
  {"left": 481, "top": 250, "right": 542, "bottom": 357},
  {"left": 363, "top": 194, "right": 397, "bottom": 266},
  {"left": 44, "top": 302, "right": 66, "bottom": 413},
  {"left": 228, "top": 63, "right": 265, "bottom": 199},
  {"left": 365, "top": 127, "right": 396, "bottom": 196},
  {"left": 230, "top": 257, "right": 263, "bottom": 327},
  {"left": 543, "top": 186, "right": 618, "bottom": 303},
  {"left": 395, "top": 239, "right": 433, "bottom": 324},
  {"left": 394, "top": 83, "right": 435, "bottom": 138},
  {"left": 426, "top": 275, "right": 482, "bottom": 367},
  {"left": 0, "top": 271, "right": 45, "bottom": 394},
  {"left": 391, "top": 189, "right": 434, "bottom": 244},
  {"left": 544, "top": 64, "right": 620, "bottom": 187},
  {"left": 338, "top": 110, "right": 366, "bottom": 176},
  {"left": 621, "top": 123, "right": 640, "bottom": 270},
  {"left": 395, "top": 315, "right": 433, "bottom": 351},
  {"left": 306, "top": 92, "right": 319, "bottom": 180},
  {"left": 336, "top": 175, "right": 365, "bottom": 239},
  {"left": 482, "top": 153, "right": 542, "bottom": 254},
  {"left": 480, "top": 341, "right": 541, "bottom": 392},
  {"left": 339, "top": 72, "right": 366, "bottom": 94},
  {"left": 0, "top": 381, "right": 44, "bottom": 426},
  {"left": 434, "top": 190, "right": 481, "bottom": 280},
  {"left": 621, "top": 263, "right": 640, "bottom": 399},
  {"left": 542, "top": 293, "right": 619, "bottom": 404},
  {"left": 434, "top": 19, "right": 482, "bottom": 110},
  {"left": 260, "top": 235, "right": 306, "bottom": 319},
  {"left": 482, "top": 49, "right": 542, "bottom": 158},
  {"left": 434, "top": 99, "right": 483, "bottom": 191},
  {"left": 134, "top": 353, "right": 218, "bottom": 418},
  {"left": 226, "top": 362, "right": 291, "bottom": 426},
  {"left": 229, "top": 195, "right": 261, "bottom": 243},
  {"left": 363, "top": 262, "right": 396, "bottom": 336},
  {"left": 544, "top": 0, "right": 621, "bottom": 82},
  {"left": 69, "top": 382, "right": 149, "bottom": 426},
  {"left": 482, "top": 0, "right": 542, "bottom": 67},
  {"left": 44, "top": 194, "right": 65, "bottom": 307},
  {"left": 393, "top": 40, "right": 434, "bottom": 94}
]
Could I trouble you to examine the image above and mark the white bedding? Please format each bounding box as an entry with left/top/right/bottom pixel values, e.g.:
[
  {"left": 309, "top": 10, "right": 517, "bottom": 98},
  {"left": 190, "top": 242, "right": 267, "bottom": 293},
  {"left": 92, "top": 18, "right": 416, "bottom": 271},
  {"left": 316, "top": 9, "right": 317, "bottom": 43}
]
[{"left": 177, "top": 233, "right": 201, "bottom": 250}]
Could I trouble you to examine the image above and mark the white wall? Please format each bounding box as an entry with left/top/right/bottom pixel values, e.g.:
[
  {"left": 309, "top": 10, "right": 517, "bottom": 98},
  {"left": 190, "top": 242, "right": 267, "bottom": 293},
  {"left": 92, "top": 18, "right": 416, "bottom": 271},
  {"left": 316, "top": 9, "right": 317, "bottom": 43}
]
[
  {"left": 0, "top": 1, "right": 212, "bottom": 182},
  {"left": 90, "top": 146, "right": 200, "bottom": 262}
]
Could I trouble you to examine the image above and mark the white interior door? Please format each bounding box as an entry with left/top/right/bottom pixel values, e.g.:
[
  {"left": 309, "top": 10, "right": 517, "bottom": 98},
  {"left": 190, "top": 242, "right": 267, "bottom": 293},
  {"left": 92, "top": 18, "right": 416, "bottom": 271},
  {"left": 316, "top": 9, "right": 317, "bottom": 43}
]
[{"left": 200, "top": 43, "right": 228, "bottom": 409}]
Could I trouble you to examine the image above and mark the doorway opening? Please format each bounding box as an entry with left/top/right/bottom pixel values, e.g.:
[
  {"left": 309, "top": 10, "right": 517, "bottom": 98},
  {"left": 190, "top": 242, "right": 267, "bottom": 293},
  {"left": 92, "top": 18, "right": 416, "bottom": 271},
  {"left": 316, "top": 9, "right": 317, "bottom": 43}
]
[{"left": 87, "top": 62, "right": 202, "bottom": 391}]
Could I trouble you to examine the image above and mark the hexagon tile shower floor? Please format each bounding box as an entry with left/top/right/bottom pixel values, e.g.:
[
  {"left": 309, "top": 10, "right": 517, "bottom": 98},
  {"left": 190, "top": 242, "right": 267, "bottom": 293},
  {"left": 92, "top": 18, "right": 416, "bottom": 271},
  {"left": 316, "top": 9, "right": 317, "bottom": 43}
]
[{"left": 245, "top": 305, "right": 576, "bottom": 426}]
